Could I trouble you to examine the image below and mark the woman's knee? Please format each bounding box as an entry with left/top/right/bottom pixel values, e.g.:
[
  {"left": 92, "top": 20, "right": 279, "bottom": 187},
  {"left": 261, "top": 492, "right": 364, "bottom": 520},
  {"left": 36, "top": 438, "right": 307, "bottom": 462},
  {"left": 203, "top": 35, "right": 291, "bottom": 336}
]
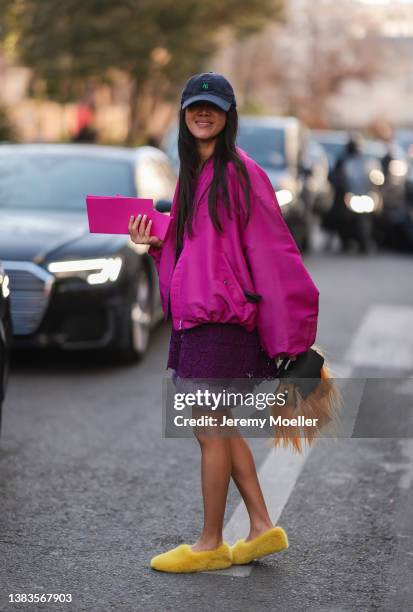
[
  {"left": 193, "top": 428, "right": 228, "bottom": 446},
  {"left": 191, "top": 406, "right": 233, "bottom": 444}
]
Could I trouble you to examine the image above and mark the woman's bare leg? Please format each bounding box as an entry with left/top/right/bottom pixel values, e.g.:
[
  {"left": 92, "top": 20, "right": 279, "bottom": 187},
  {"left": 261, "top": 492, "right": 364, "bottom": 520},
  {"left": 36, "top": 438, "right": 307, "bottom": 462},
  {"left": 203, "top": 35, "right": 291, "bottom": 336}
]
[
  {"left": 189, "top": 408, "right": 274, "bottom": 550},
  {"left": 190, "top": 407, "right": 232, "bottom": 552},
  {"left": 229, "top": 434, "right": 274, "bottom": 541}
]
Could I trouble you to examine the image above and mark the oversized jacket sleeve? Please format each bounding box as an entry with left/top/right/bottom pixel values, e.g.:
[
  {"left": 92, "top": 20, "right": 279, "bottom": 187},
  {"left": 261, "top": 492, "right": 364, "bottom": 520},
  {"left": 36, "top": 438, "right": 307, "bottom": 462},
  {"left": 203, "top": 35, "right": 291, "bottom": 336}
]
[{"left": 237, "top": 162, "right": 320, "bottom": 359}]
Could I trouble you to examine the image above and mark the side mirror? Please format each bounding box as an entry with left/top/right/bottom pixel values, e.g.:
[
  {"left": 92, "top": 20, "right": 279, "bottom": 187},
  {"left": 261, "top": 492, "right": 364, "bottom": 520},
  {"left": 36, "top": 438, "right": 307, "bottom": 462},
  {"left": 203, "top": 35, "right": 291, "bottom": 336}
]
[{"left": 154, "top": 199, "right": 172, "bottom": 213}]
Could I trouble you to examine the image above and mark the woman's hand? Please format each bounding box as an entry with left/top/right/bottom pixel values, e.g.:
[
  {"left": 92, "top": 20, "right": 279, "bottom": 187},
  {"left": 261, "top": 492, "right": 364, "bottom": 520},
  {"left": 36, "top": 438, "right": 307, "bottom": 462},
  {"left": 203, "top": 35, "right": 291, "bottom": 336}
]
[{"left": 128, "top": 214, "right": 163, "bottom": 248}]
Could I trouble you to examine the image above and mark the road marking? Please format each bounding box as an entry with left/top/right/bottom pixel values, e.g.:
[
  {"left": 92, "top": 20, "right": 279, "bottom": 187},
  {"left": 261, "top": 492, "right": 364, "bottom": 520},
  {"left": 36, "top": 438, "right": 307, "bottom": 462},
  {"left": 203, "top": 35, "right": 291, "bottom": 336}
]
[
  {"left": 329, "top": 361, "right": 353, "bottom": 378},
  {"left": 344, "top": 304, "right": 413, "bottom": 370},
  {"left": 395, "top": 378, "right": 413, "bottom": 397},
  {"left": 223, "top": 445, "right": 313, "bottom": 544},
  {"left": 205, "top": 443, "right": 314, "bottom": 577}
]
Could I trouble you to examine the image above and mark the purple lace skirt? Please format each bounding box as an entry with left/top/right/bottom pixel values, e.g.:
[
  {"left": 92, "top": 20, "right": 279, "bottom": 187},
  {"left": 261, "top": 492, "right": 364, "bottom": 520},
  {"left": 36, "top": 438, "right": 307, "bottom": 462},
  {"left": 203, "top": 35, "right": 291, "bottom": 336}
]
[
  {"left": 167, "top": 322, "right": 278, "bottom": 379},
  {"left": 167, "top": 323, "right": 280, "bottom": 409}
]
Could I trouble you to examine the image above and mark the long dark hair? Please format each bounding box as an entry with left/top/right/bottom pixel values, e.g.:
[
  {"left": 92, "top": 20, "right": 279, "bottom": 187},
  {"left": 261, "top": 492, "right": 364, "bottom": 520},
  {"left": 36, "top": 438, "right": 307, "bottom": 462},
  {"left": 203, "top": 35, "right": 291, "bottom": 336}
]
[{"left": 175, "top": 104, "right": 252, "bottom": 260}]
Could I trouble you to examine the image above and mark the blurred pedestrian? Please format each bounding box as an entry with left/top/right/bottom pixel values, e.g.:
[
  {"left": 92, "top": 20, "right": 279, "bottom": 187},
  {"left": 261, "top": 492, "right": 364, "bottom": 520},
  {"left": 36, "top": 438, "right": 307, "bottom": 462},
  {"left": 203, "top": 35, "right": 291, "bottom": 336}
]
[
  {"left": 128, "top": 71, "right": 320, "bottom": 573},
  {"left": 325, "top": 134, "right": 372, "bottom": 251},
  {"left": 71, "top": 125, "right": 98, "bottom": 143},
  {"left": 71, "top": 102, "right": 98, "bottom": 143}
]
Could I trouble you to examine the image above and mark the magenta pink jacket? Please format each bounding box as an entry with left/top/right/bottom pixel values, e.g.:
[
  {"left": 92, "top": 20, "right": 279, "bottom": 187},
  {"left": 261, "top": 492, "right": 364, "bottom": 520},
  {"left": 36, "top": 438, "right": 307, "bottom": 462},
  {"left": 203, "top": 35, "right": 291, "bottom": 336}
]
[{"left": 148, "top": 146, "right": 319, "bottom": 359}]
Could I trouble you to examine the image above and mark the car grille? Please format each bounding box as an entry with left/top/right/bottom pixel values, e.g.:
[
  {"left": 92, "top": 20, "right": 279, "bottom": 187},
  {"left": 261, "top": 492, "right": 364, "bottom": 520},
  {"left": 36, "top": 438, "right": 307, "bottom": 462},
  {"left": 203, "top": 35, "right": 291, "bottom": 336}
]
[{"left": 2, "top": 261, "right": 54, "bottom": 335}]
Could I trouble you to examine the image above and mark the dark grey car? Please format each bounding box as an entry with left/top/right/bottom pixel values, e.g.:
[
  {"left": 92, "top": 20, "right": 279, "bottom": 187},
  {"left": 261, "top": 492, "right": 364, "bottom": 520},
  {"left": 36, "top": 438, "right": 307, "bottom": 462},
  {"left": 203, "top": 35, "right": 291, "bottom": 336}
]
[
  {"left": 0, "top": 260, "right": 13, "bottom": 437},
  {"left": 0, "top": 144, "right": 176, "bottom": 363}
]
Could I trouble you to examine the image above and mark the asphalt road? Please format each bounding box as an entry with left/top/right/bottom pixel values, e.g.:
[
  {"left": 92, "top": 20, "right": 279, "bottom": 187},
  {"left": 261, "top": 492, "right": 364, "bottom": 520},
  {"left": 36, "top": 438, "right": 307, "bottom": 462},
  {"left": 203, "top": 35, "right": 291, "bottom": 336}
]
[{"left": 0, "top": 250, "right": 412, "bottom": 612}]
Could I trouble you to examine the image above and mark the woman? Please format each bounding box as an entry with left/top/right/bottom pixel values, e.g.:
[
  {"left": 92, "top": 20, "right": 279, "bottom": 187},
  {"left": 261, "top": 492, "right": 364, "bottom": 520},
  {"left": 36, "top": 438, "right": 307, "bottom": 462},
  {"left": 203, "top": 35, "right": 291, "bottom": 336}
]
[{"left": 128, "top": 72, "right": 320, "bottom": 573}]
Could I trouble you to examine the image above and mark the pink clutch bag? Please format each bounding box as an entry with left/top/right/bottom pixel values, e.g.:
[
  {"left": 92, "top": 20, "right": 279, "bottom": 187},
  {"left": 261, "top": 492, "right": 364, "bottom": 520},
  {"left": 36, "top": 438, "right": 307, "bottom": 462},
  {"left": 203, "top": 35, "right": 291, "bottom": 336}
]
[{"left": 86, "top": 194, "right": 172, "bottom": 241}]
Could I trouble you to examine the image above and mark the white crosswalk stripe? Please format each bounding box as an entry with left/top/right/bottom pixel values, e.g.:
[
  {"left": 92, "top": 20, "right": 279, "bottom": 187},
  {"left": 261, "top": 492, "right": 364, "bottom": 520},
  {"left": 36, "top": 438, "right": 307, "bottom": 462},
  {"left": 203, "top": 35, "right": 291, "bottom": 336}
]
[{"left": 344, "top": 304, "right": 413, "bottom": 371}]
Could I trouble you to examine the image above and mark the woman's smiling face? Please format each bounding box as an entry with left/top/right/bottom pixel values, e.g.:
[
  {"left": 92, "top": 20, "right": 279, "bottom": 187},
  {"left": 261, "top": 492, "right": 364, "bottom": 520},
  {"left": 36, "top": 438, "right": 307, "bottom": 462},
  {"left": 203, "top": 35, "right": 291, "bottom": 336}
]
[{"left": 185, "top": 101, "right": 227, "bottom": 141}]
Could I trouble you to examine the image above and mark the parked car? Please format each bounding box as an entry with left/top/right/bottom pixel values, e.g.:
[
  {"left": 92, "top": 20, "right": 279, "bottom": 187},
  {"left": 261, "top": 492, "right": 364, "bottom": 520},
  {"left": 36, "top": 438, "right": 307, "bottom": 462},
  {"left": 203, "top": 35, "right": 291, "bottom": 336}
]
[
  {"left": 405, "top": 162, "right": 413, "bottom": 208},
  {"left": 313, "top": 131, "right": 408, "bottom": 207},
  {"left": 364, "top": 139, "right": 413, "bottom": 252},
  {"left": 364, "top": 139, "right": 407, "bottom": 206},
  {"left": 311, "top": 130, "right": 349, "bottom": 171},
  {"left": 0, "top": 144, "right": 177, "bottom": 363},
  {"left": 394, "top": 128, "right": 413, "bottom": 206},
  {"left": 236, "top": 116, "right": 312, "bottom": 250},
  {"left": 0, "top": 261, "right": 13, "bottom": 437},
  {"left": 161, "top": 125, "right": 180, "bottom": 174},
  {"left": 394, "top": 128, "right": 413, "bottom": 158},
  {"left": 314, "top": 132, "right": 413, "bottom": 251},
  {"left": 300, "top": 136, "right": 334, "bottom": 217},
  {"left": 161, "top": 115, "right": 328, "bottom": 251}
]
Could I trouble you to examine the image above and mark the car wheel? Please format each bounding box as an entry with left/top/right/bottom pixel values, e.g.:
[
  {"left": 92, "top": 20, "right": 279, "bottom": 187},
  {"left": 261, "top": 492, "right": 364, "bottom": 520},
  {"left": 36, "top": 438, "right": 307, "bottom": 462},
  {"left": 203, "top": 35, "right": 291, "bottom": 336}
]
[{"left": 113, "top": 267, "right": 153, "bottom": 364}]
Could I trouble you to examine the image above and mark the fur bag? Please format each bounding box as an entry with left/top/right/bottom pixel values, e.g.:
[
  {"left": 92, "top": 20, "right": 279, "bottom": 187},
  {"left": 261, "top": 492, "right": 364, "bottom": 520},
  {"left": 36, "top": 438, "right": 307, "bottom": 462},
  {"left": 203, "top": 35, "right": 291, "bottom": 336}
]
[{"left": 266, "top": 345, "right": 343, "bottom": 454}]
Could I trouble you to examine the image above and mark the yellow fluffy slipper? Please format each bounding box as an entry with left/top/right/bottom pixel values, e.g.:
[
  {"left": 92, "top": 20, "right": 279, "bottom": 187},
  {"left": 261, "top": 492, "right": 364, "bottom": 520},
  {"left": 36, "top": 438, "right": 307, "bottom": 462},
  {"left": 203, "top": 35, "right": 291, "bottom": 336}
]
[
  {"left": 231, "top": 526, "right": 289, "bottom": 565},
  {"left": 150, "top": 542, "right": 232, "bottom": 573}
]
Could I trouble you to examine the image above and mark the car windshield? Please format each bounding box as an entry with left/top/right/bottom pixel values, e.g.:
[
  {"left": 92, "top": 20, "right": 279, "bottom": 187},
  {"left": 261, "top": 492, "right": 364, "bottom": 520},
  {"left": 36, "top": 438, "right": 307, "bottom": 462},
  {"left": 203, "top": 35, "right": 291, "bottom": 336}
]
[
  {"left": 0, "top": 154, "right": 135, "bottom": 210},
  {"left": 237, "top": 125, "right": 286, "bottom": 169}
]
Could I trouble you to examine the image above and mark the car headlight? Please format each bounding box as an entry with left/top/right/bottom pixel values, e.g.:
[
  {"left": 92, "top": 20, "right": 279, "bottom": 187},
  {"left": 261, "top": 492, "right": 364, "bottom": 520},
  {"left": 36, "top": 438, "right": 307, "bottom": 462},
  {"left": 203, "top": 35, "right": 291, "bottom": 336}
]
[
  {"left": 344, "top": 193, "right": 375, "bottom": 214},
  {"left": 389, "top": 159, "right": 408, "bottom": 177},
  {"left": 1, "top": 274, "right": 10, "bottom": 298},
  {"left": 275, "top": 189, "right": 293, "bottom": 207},
  {"left": 47, "top": 257, "right": 123, "bottom": 285},
  {"left": 369, "top": 168, "right": 385, "bottom": 186}
]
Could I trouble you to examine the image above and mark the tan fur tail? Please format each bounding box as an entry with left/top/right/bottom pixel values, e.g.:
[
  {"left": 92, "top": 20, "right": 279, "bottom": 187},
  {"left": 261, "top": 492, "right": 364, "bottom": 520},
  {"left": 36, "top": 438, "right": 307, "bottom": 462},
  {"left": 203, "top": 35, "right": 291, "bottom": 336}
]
[{"left": 267, "top": 345, "right": 344, "bottom": 454}]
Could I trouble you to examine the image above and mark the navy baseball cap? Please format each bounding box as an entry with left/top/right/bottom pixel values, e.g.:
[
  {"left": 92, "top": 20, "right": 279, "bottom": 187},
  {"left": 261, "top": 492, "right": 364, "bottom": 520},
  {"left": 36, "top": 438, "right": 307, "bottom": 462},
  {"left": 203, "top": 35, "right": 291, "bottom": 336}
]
[{"left": 181, "top": 72, "right": 236, "bottom": 112}]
